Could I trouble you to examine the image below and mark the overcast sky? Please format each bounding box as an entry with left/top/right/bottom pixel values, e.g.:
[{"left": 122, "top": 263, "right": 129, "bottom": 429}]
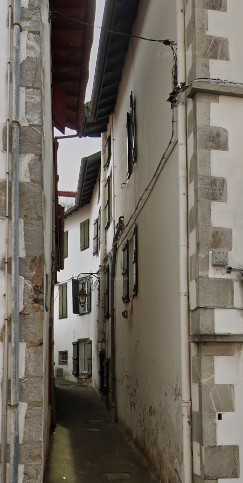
[{"left": 57, "top": 1, "right": 106, "bottom": 192}]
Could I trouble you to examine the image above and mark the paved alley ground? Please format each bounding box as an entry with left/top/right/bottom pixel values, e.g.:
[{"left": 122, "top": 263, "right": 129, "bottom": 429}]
[{"left": 45, "top": 379, "right": 158, "bottom": 483}]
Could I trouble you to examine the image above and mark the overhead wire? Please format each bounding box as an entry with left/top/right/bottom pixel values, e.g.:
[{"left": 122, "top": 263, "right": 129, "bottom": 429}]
[{"left": 117, "top": 106, "right": 178, "bottom": 248}]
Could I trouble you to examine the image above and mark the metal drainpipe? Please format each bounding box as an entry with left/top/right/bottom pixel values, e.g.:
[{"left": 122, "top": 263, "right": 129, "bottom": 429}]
[
  {"left": 1, "top": 5, "right": 12, "bottom": 482},
  {"left": 176, "top": 0, "right": 193, "bottom": 481},
  {"left": 111, "top": 217, "right": 124, "bottom": 423},
  {"left": 10, "top": 0, "right": 21, "bottom": 481}
]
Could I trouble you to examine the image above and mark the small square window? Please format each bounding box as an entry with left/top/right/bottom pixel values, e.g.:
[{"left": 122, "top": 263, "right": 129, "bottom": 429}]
[{"left": 58, "top": 350, "right": 68, "bottom": 365}]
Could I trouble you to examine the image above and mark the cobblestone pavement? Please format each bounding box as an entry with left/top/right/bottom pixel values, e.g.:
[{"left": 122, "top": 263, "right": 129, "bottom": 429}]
[{"left": 45, "top": 379, "right": 159, "bottom": 483}]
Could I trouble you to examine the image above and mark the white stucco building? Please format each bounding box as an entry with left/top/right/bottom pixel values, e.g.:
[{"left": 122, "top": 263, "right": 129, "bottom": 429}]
[
  {"left": 54, "top": 152, "right": 101, "bottom": 389},
  {"left": 80, "top": 0, "right": 243, "bottom": 482},
  {"left": 0, "top": 0, "right": 95, "bottom": 480}
]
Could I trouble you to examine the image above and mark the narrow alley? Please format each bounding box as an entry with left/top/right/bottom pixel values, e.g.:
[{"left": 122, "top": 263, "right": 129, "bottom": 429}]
[{"left": 45, "top": 379, "right": 158, "bottom": 483}]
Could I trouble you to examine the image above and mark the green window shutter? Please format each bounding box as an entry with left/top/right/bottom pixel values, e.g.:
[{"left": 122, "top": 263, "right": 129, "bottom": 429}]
[
  {"left": 87, "top": 278, "right": 92, "bottom": 313},
  {"left": 93, "top": 218, "right": 98, "bottom": 255},
  {"left": 122, "top": 242, "right": 129, "bottom": 303},
  {"left": 59, "top": 285, "right": 63, "bottom": 318},
  {"left": 63, "top": 283, "right": 67, "bottom": 317},
  {"left": 72, "top": 279, "right": 79, "bottom": 314},
  {"left": 72, "top": 341, "right": 79, "bottom": 376},
  {"left": 85, "top": 219, "right": 89, "bottom": 248},
  {"left": 80, "top": 222, "right": 85, "bottom": 250},
  {"left": 80, "top": 219, "right": 90, "bottom": 250},
  {"left": 59, "top": 283, "right": 67, "bottom": 318},
  {"left": 133, "top": 224, "right": 138, "bottom": 296},
  {"left": 64, "top": 231, "right": 68, "bottom": 258},
  {"left": 86, "top": 340, "right": 92, "bottom": 376}
]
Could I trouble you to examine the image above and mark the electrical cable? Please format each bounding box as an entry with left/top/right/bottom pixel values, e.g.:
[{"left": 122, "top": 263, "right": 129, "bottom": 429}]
[
  {"left": 117, "top": 106, "right": 178, "bottom": 248},
  {"left": 49, "top": 9, "right": 176, "bottom": 48}
]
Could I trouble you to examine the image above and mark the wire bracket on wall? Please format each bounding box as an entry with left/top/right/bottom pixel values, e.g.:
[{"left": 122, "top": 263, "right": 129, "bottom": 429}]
[{"left": 226, "top": 266, "right": 243, "bottom": 281}]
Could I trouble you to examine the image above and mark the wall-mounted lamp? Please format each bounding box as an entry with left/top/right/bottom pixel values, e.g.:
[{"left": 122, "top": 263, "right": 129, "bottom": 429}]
[{"left": 79, "top": 287, "right": 87, "bottom": 307}]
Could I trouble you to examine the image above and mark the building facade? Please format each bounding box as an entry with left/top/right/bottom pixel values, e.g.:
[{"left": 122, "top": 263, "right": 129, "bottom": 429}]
[
  {"left": 82, "top": 0, "right": 243, "bottom": 482},
  {"left": 54, "top": 153, "right": 101, "bottom": 390},
  {"left": 0, "top": 0, "right": 95, "bottom": 481}
]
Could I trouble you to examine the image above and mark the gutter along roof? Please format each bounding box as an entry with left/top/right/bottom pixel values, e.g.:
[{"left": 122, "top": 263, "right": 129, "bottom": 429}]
[
  {"left": 51, "top": 0, "right": 95, "bottom": 135},
  {"left": 65, "top": 151, "right": 101, "bottom": 218},
  {"left": 83, "top": 0, "right": 140, "bottom": 136}
]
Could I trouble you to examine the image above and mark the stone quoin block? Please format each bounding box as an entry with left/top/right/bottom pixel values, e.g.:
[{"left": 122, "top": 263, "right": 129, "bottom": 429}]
[
  {"left": 203, "top": 445, "right": 239, "bottom": 479},
  {"left": 192, "top": 355, "right": 214, "bottom": 385},
  {"left": 19, "top": 126, "right": 42, "bottom": 155},
  {"left": 191, "top": 308, "right": 215, "bottom": 334},
  {"left": 25, "top": 89, "right": 42, "bottom": 125},
  {"left": 20, "top": 312, "right": 43, "bottom": 343},
  {"left": 201, "top": 384, "right": 234, "bottom": 412},
  {"left": 197, "top": 277, "right": 234, "bottom": 308},
  {"left": 21, "top": 1, "right": 41, "bottom": 31},
  {"left": 211, "top": 227, "right": 232, "bottom": 251},
  {"left": 20, "top": 182, "right": 43, "bottom": 220},
  {"left": 198, "top": 126, "right": 229, "bottom": 151},
  {"left": 25, "top": 346, "right": 43, "bottom": 377},
  {"left": 20, "top": 377, "right": 43, "bottom": 403},
  {"left": 23, "top": 219, "right": 44, "bottom": 257},
  {"left": 198, "top": 176, "right": 227, "bottom": 202},
  {"left": 192, "top": 411, "right": 203, "bottom": 443},
  {"left": 202, "top": 412, "right": 217, "bottom": 446},
  {"left": 21, "top": 57, "right": 41, "bottom": 89},
  {"left": 23, "top": 407, "right": 42, "bottom": 442},
  {"left": 197, "top": 35, "right": 229, "bottom": 61},
  {"left": 195, "top": 0, "right": 227, "bottom": 11},
  {"left": 200, "top": 342, "right": 234, "bottom": 356},
  {"left": 20, "top": 442, "right": 42, "bottom": 464}
]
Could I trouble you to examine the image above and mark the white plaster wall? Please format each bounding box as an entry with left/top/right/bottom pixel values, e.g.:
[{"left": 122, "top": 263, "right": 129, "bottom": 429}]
[
  {"left": 54, "top": 182, "right": 100, "bottom": 386},
  {"left": 215, "top": 346, "right": 243, "bottom": 483},
  {"left": 103, "top": 0, "right": 183, "bottom": 480},
  {"left": 208, "top": 1, "right": 243, "bottom": 83},
  {"left": 209, "top": 96, "right": 243, "bottom": 332}
]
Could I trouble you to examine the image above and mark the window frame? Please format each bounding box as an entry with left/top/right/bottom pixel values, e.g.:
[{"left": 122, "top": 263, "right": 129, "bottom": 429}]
[
  {"left": 58, "top": 350, "right": 68, "bottom": 365},
  {"left": 59, "top": 283, "right": 67, "bottom": 319},
  {"left": 80, "top": 219, "right": 89, "bottom": 251}
]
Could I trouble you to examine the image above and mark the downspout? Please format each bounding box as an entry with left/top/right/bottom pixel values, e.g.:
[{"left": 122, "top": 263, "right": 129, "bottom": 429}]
[
  {"left": 176, "top": 1, "right": 192, "bottom": 482},
  {"left": 98, "top": 133, "right": 106, "bottom": 380},
  {"left": 10, "top": 0, "right": 21, "bottom": 481},
  {"left": 111, "top": 216, "right": 124, "bottom": 423},
  {"left": 1, "top": 5, "right": 12, "bottom": 482}
]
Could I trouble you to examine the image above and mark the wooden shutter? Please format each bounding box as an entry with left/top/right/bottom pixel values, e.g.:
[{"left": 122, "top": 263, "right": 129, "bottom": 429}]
[
  {"left": 86, "top": 340, "right": 92, "bottom": 376},
  {"left": 93, "top": 218, "right": 98, "bottom": 255},
  {"left": 64, "top": 231, "right": 68, "bottom": 258},
  {"left": 59, "top": 283, "right": 67, "bottom": 318},
  {"left": 87, "top": 278, "right": 92, "bottom": 313},
  {"left": 122, "top": 242, "right": 129, "bottom": 303},
  {"left": 80, "top": 222, "right": 84, "bottom": 250},
  {"left": 85, "top": 219, "right": 89, "bottom": 248},
  {"left": 104, "top": 264, "right": 110, "bottom": 319},
  {"left": 72, "top": 279, "right": 79, "bottom": 314},
  {"left": 132, "top": 224, "right": 138, "bottom": 296},
  {"left": 72, "top": 341, "right": 79, "bottom": 376}
]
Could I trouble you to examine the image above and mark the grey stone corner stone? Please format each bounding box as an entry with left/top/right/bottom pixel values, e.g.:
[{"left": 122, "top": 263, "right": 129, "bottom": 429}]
[{"left": 203, "top": 445, "right": 239, "bottom": 479}]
